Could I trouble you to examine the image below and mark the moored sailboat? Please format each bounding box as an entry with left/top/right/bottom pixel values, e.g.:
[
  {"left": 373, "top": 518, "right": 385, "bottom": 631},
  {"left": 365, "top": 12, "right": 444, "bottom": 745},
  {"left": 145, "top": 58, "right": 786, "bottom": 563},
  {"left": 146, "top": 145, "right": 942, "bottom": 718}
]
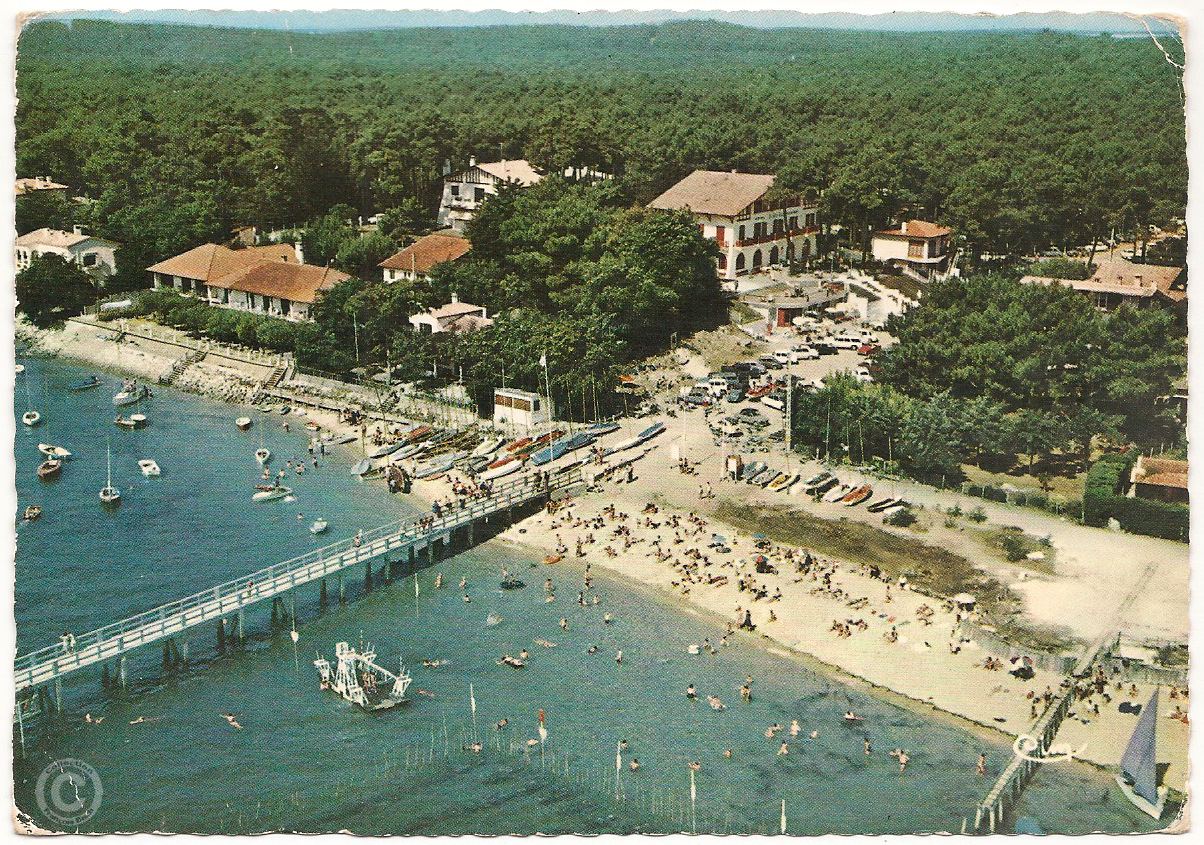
[
  {"left": 1115, "top": 689, "right": 1168, "bottom": 819},
  {"left": 100, "top": 444, "right": 121, "bottom": 506}
]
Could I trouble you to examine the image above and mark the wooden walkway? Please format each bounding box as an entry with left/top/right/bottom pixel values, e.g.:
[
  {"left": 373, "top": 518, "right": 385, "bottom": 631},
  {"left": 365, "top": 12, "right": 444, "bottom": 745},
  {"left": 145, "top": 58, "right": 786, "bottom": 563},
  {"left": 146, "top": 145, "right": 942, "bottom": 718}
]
[{"left": 15, "top": 469, "right": 577, "bottom": 695}]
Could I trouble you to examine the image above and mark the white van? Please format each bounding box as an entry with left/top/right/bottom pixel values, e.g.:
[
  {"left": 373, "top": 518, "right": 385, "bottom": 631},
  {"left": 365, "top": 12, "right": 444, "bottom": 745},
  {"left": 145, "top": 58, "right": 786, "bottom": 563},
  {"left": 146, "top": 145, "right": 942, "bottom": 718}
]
[{"left": 761, "top": 395, "right": 785, "bottom": 411}]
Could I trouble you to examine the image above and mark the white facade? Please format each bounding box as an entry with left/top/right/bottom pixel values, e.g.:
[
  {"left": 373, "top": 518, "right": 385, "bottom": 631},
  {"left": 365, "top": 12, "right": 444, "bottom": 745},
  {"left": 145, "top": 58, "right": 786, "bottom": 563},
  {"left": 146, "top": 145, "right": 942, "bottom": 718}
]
[
  {"left": 697, "top": 206, "right": 820, "bottom": 281},
  {"left": 436, "top": 158, "right": 543, "bottom": 233},
  {"left": 15, "top": 227, "right": 118, "bottom": 282},
  {"left": 493, "top": 388, "right": 550, "bottom": 431}
]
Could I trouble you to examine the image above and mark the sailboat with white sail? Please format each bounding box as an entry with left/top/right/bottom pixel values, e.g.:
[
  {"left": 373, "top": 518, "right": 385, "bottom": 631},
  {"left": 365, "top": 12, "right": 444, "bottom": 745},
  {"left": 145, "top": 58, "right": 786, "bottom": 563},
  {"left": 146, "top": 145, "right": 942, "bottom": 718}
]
[
  {"left": 100, "top": 442, "right": 121, "bottom": 506},
  {"left": 1114, "top": 689, "right": 1167, "bottom": 819}
]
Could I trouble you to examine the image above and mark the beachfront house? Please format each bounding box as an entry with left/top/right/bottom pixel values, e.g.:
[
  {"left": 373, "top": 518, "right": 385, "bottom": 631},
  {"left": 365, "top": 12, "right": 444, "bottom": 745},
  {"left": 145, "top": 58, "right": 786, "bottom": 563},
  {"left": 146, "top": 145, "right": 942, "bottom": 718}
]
[
  {"left": 1020, "top": 259, "right": 1186, "bottom": 312},
  {"left": 647, "top": 169, "right": 820, "bottom": 282},
  {"left": 871, "top": 220, "right": 953, "bottom": 280},
  {"left": 15, "top": 226, "right": 119, "bottom": 284},
  {"left": 379, "top": 231, "right": 471, "bottom": 283},
  {"left": 147, "top": 242, "right": 349, "bottom": 322},
  {"left": 493, "top": 387, "right": 550, "bottom": 431},
  {"left": 407, "top": 293, "right": 492, "bottom": 334},
  {"left": 437, "top": 157, "right": 544, "bottom": 232}
]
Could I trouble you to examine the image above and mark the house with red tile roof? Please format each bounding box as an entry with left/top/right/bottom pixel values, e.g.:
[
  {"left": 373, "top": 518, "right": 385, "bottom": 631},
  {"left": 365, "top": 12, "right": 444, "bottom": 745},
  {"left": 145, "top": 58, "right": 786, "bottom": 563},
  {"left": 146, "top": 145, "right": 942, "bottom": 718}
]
[
  {"left": 871, "top": 220, "right": 953, "bottom": 279},
  {"left": 407, "top": 293, "right": 492, "bottom": 335},
  {"left": 147, "top": 242, "right": 348, "bottom": 321},
  {"left": 648, "top": 169, "right": 819, "bottom": 282},
  {"left": 1129, "top": 455, "right": 1188, "bottom": 505},
  {"left": 1020, "top": 258, "right": 1186, "bottom": 311},
  {"left": 379, "top": 231, "right": 471, "bottom": 283}
]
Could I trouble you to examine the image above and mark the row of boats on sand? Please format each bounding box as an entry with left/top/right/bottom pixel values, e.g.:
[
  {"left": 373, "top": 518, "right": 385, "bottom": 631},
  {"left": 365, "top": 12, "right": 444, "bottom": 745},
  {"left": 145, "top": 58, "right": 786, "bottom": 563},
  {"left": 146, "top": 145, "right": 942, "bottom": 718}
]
[
  {"left": 738, "top": 464, "right": 907, "bottom": 516},
  {"left": 350, "top": 420, "right": 666, "bottom": 487}
]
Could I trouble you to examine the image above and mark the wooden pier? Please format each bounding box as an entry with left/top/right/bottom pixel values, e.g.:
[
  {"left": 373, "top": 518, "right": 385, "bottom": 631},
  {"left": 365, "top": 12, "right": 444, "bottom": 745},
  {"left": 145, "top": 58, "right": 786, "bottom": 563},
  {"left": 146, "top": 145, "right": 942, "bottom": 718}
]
[
  {"left": 968, "top": 630, "right": 1119, "bottom": 833},
  {"left": 14, "top": 468, "right": 579, "bottom": 701}
]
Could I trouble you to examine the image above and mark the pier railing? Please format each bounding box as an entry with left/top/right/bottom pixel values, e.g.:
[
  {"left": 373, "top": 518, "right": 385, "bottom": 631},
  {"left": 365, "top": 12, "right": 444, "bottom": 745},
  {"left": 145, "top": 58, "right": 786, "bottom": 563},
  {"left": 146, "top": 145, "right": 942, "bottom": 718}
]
[{"left": 14, "top": 467, "right": 579, "bottom": 692}]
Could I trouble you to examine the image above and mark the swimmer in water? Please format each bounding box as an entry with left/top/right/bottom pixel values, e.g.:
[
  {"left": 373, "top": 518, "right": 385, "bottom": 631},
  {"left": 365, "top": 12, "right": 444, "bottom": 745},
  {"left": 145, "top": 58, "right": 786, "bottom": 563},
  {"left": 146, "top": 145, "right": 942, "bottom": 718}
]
[
  {"left": 976, "top": 753, "right": 986, "bottom": 775},
  {"left": 790, "top": 719, "right": 801, "bottom": 737},
  {"left": 629, "top": 758, "right": 641, "bottom": 771},
  {"left": 723, "top": 749, "right": 733, "bottom": 759},
  {"left": 85, "top": 713, "right": 103, "bottom": 724},
  {"left": 462, "top": 594, "right": 472, "bottom": 603},
  {"left": 615, "top": 650, "right": 623, "bottom": 664},
  {"left": 898, "top": 751, "right": 909, "bottom": 771},
  {"left": 778, "top": 741, "right": 789, "bottom": 756},
  {"left": 222, "top": 713, "right": 243, "bottom": 729},
  {"left": 559, "top": 618, "right": 569, "bottom": 630},
  {"left": 687, "top": 762, "right": 702, "bottom": 772},
  {"left": 809, "top": 730, "right": 818, "bottom": 740},
  {"left": 588, "top": 645, "right": 598, "bottom": 654},
  {"left": 459, "top": 576, "right": 467, "bottom": 589},
  {"left": 519, "top": 649, "right": 529, "bottom": 660},
  {"left": 603, "top": 612, "right": 612, "bottom": 624},
  {"left": 686, "top": 683, "right": 697, "bottom": 699},
  {"left": 864, "top": 739, "right": 872, "bottom": 756},
  {"left": 496, "top": 719, "right": 509, "bottom": 730}
]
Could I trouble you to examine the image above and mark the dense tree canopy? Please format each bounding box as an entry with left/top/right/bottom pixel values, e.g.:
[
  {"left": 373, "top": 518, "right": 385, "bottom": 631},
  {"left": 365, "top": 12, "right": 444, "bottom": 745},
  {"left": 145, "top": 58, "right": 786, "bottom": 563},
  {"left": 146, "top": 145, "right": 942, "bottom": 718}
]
[
  {"left": 878, "top": 277, "right": 1184, "bottom": 449},
  {"left": 15, "top": 20, "right": 1186, "bottom": 270},
  {"left": 16, "top": 254, "right": 98, "bottom": 327}
]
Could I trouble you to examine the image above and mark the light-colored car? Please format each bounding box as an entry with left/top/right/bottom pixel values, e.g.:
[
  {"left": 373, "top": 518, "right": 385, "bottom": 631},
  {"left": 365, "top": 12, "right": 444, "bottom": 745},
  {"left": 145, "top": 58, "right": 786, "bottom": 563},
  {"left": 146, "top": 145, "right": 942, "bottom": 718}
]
[
  {"left": 830, "top": 336, "right": 861, "bottom": 350},
  {"left": 761, "top": 396, "right": 784, "bottom": 411},
  {"left": 854, "top": 366, "right": 873, "bottom": 383},
  {"left": 790, "top": 344, "right": 819, "bottom": 359}
]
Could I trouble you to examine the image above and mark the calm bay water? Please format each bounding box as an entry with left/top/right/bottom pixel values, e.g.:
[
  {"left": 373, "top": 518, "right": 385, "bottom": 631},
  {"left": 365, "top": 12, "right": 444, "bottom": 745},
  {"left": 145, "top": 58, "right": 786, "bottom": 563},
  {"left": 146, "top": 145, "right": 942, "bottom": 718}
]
[{"left": 12, "top": 357, "right": 1164, "bottom": 834}]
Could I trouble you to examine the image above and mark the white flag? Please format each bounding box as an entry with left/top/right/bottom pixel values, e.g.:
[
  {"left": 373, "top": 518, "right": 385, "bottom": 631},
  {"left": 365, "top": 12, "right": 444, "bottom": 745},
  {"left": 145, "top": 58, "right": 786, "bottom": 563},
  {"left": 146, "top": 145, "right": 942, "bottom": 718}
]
[
  {"left": 616, "top": 741, "right": 622, "bottom": 773},
  {"left": 470, "top": 683, "right": 477, "bottom": 715},
  {"left": 539, "top": 352, "right": 547, "bottom": 368},
  {"left": 538, "top": 723, "right": 547, "bottom": 744},
  {"left": 690, "top": 768, "right": 696, "bottom": 802}
]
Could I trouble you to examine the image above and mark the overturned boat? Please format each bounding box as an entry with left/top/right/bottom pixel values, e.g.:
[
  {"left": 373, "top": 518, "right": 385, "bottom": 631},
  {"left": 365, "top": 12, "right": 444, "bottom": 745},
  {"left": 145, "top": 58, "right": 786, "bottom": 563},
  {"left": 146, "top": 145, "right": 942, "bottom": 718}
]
[{"left": 314, "top": 641, "right": 413, "bottom": 711}]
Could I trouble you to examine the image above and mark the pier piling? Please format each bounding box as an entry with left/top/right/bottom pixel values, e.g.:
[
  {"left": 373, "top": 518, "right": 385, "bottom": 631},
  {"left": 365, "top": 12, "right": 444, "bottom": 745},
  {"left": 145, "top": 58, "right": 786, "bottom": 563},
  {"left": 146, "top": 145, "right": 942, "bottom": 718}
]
[
  {"left": 338, "top": 573, "right": 346, "bottom": 604},
  {"left": 217, "top": 618, "right": 226, "bottom": 653},
  {"left": 118, "top": 655, "right": 127, "bottom": 690},
  {"left": 319, "top": 579, "right": 328, "bottom": 609}
]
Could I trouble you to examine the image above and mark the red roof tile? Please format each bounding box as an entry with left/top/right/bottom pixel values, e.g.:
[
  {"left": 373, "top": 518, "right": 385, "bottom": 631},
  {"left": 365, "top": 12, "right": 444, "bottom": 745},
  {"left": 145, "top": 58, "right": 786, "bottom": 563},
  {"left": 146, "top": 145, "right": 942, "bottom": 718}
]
[{"left": 379, "top": 232, "right": 471, "bottom": 273}]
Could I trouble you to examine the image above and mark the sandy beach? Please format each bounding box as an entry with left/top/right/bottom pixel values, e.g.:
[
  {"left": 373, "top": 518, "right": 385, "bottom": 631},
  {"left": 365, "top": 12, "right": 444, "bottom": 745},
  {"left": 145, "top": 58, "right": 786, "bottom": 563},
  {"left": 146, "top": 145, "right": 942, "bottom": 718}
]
[{"left": 22, "top": 317, "right": 1189, "bottom": 798}]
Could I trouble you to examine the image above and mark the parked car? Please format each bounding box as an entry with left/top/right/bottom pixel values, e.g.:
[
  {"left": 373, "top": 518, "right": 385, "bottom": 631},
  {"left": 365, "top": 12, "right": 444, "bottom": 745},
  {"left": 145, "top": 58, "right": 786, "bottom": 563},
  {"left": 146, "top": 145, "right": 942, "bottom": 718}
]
[
  {"left": 830, "top": 336, "right": 861, "bottom": 350},
  {"left": 758, "top": 355, "right": 784, "bottom": 370},
  {"left": 791, "top": 344, "right": 819, "bottom": 359},
  {"left": 680, "top": 394, "right": 711, "bottom": 408},
  {"left": 726, "top": 386, "right": 746, "bottom": 403},
  {"left": 858, "top": 343, "right": 881, "bottom": 356},
  {"left": 761, "top": 396, "right": 784, "bottom": 411},
  {"left": 854, "top": 366, "right": 873, "bottom": 383}
]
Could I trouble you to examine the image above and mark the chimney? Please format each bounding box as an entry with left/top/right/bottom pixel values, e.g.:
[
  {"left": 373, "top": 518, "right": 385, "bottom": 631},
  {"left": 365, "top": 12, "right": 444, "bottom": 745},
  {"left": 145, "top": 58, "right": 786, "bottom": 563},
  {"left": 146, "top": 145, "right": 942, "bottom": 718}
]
[
  {"left": 443, "top": 159, "right": 452, "bottom": 177},
  {"left": 294, "top": 242, "right": 305, "bottom": 265},
  {"left": 450, "top": 291, "right": 459, "bottom": 304},
  {"left": 900, "top": 221, "right": 907, "bottom": 234},
  {"left": 73, "top": 225, "right": 83, "bottom": 236},
  {"left": 469, "top": 156, "right": 476, "bottom": 168}
]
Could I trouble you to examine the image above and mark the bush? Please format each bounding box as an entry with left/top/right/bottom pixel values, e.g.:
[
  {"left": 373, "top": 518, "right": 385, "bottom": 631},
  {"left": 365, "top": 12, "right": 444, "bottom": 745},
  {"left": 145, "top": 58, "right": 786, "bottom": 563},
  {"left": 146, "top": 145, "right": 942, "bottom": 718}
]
[
  {"left": 967, "top": 506, "right": 987, "bottom": 523},
  {"left": 946, "top": 504, "right": 963, "bottom": 517},
  {"left": 1112, "top": 496, "right": 1189, "bottom": 542},
  {"left": 1082, "top": 452, "right": 1136, "bottom": 527},
  {"left": 885, "top": 507, "right": 918, "bottom": 527},
  {"left": 1000, "top": 532, "right": 1028, "bottom": 562}
]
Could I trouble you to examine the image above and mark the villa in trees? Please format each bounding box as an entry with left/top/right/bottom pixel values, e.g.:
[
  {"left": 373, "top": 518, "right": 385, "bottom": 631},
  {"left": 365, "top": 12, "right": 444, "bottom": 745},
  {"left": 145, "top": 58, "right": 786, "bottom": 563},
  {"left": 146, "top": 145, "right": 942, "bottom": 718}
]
[
  {"left": 379, "top": 231, "right": 471, "bottom": 283},
  {"left": 1020, "top": 258, "right": 1187, "bottom": 311},
  {"left": 436, "top": 157, "right": 543, "bottom": 232},
  {"left": 647, "top": 170, "right": 819, "bottom": 282},
  {"left": 147, "top": 242, "right": 349, "bottom": 322},
  {"left": 15, "top": 226, "right": 119, "bottom": 284},
  {"left": 871, "top": 220, "right": 953, "bottom": 279},
  {"left": 408, "top": 293, "right": 493, "bottom": 334},
  {"left": 15, "top": 176, "right": 69, "bottom": 199}
]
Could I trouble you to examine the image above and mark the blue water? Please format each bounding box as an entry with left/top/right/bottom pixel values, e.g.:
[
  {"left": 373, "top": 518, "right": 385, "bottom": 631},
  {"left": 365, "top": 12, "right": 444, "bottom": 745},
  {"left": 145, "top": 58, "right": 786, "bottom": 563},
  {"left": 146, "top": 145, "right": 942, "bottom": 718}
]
[{"left": 12, "top": 357, "right": 1169, "bottom": 834}]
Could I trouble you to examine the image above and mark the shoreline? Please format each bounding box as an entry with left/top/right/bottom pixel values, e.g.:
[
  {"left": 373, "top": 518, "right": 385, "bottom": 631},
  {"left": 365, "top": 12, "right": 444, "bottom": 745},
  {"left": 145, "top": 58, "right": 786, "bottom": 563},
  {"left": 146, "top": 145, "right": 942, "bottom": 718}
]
[{"left": 21, "top": 320, "right": 1189, "bottom": 803}]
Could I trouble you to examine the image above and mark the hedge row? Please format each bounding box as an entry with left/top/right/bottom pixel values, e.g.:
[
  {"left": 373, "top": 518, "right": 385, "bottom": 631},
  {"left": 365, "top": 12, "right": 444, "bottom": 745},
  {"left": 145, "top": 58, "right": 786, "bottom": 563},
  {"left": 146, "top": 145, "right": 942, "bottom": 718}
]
[
  {"left": 960, "top": 483, "right": 1077, "bottom": 517},
  {"left": 1082, "top": 452, "right": 1135, "bottom": 527},
  {"left": 1112, "top": 496, "right": 1190, "bottom": 542}
]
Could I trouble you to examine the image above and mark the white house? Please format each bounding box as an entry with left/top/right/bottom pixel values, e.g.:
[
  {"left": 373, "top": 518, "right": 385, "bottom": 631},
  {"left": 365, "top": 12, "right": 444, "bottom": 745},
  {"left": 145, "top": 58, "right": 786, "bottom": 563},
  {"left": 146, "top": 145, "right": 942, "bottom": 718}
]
[
  {"left": 436, "top": 158, "right": 543, "bottom": 232},
  {"left": 407, "top": 293, "right": 493, "bottom": 334},
  {"left": 147, "top": 242, "right": 349, "bottom": 322},
  {"left": 871, "top": 220, "right": 952, "bottom": 279},
  {"left": 16, "top": 177, "right": 69, "bottom": 199},
  {"left": 648, "top": 170, "right": 820, "bottom": 281},
  {"left": 493, "top": 387, "right": 550, "bottom": 431},
  {"left": 379, "top": 231, "right": 471, "bottom": 283},
  {"left": 15, "top": 227, "right": 119, "bottom": 283}
]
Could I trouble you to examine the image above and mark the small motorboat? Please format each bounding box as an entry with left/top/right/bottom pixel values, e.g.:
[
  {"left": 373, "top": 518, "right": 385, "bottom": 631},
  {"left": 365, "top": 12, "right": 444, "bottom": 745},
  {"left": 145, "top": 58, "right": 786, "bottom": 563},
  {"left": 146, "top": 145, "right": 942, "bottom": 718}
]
[
  {"left": 541, "top": 554, "right": 562, "bottom": 565},
  {"left": 236, "top": 416, "right": 253, "bottom": 431},
  {"left": 258, "top": 403, "right": 277, "bottom": 413},
  {"left": 252, "top": 485, "right": 292, "bottom": 502},
  {"left": 367, "top": 441, "right": 404, "bottom": 460},
  {"left": 351, "top": 458, "right": 376, "bottom": 477},
  {"left": 115, "top": 413, "right": 148, "bottom": 430},
  {"left": 842, "top": 485, "right": 873, "bottom": 506},
  {"left": 822, "top": 483, "right": 850, "bottom": 503},
  {"left": 138, "top": 459, "right": 161, "bottom": 477},
  {"left": 278, "top": 405, "right": 292, "bottom": 415},
  {"left": 304, "top": 421, "right": 321, "bottom": 431},
  {"left": 113, "top": 381, "right": 150, "bottom": 407},
  {"left": 22, "top": 504, "right": 41, "bottom": 521},
  {"left": 15, "top": 364, "right": 25, "bottom": 375},
  {"left": 310, "top": 518, "right": 328, "bottom": 535},
  {"left": 774, "top": 473, "right": 800, "bottom": 493},
  {"left": 480, "top": 458, "right": 524, "bottom": 482},
  {"left": 499, "top": 578, "right": 526, "bottom": 590},
  {"left": 68, "top": 375, "right": 101, "bottom": 391},
  {"left": 255, "top": 448, "right": 271, "bottom": 465},
  {"left": 801, "top": 471, "right": 833, "bottom": 494},
  {"left": 36, "top": 458, "right": 62, "bottom": 480},
  {"left": 866, "top": 497, "right": 900, "bottom": 514},
  {"left": 22, "top": 411, "right": 42, "bottom": 428},
  {"left": 38, "top": 444, "right": 72, "bottom": 461}
]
